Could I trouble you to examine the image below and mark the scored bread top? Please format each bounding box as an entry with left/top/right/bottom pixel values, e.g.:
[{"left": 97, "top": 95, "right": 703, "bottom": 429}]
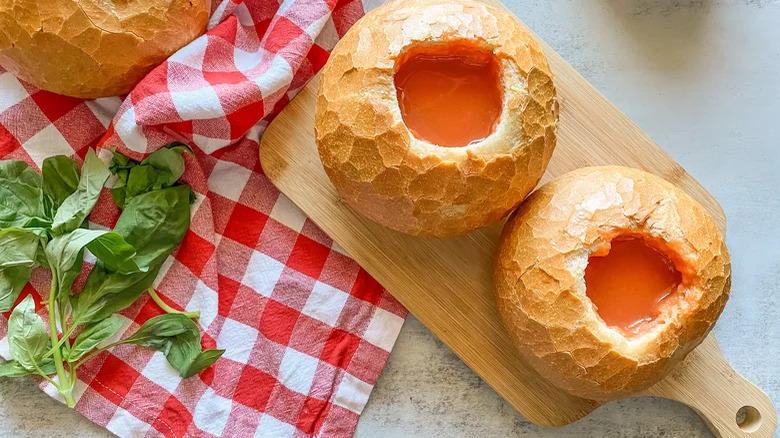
[
  {"left": 315, "top": 0, "right": 558, "bottom": 236},
  {"left": 494, "top": 166, "right": 731, "bottom": 400},
  {"left": 0, "top": 0, "right": 210, "bottom": 98}
]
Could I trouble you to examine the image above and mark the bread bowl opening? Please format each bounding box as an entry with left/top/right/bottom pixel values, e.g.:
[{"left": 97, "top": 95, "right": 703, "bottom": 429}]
[
  {"left": 584, "top": 236, "right": 684, "bottom": 337},
  {"left": 394, "top": 42, "right": 502, "bottom": 147}
]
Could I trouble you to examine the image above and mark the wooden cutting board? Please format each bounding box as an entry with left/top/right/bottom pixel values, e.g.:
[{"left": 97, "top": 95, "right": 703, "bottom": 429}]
[{"left": 259, "top": 1, "right": 777, "bottom": 436}]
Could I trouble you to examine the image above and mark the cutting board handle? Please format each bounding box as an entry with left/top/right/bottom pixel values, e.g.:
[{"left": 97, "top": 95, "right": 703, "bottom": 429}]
[{"left": 643, "top": 335, "right": 777, "bottom": 438}]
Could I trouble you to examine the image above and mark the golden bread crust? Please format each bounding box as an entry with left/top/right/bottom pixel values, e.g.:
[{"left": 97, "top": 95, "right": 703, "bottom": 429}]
[
  {"left": 494, "top": 166, "right": 731, "bottom": 400},
  {"left": 0, "top": 0, "right": 210, "bottom": 98},
  {"left": 314, "top": 0, "right": 558, "bottom": 236}
]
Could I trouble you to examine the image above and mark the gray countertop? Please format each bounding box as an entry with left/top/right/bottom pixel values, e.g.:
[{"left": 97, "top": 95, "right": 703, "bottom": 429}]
[{"left": 2, "top": 0, "right": 779, "bottom": 437}]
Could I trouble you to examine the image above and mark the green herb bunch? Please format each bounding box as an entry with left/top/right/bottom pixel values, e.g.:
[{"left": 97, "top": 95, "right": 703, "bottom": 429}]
[{"left": 0, "top": 145, "right": 224, "bottom": 407}]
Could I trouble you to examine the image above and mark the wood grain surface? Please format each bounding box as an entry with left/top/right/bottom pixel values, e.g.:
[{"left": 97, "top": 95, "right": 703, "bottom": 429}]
[{"left": 259, "top": 1, "right": 777, "bottom": 436}]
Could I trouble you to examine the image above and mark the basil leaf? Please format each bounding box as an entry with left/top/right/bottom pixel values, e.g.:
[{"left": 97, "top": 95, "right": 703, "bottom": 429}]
[
  {"left": 83, "top": 232, "right": 142, "bottom": 274},
  {"left": 72, "top": 185, "right": 192, "bottom": 324},
  {"left": 46, "top": 229, "right": 142, "bottom": 304},
  {"left": 183, "top": 349, "right": 224, "bottom": 378},
  {"left": 34, "top": 242, "right": 50, "bottom": 269},
  {"left": 122, "top": 314, "right": 205, "bottom": 376},
  {"left": 8, "top": 295, "right": 48, "bottom": 371},
  {"left": 109, "top": 144, "right": 192, "bottom": 209},
  {"left": 51, "top": 149, "right": 110, "bottom": 235},
  {"left": 42, "top": 155, "right": 80, "bottom": 210},
  {"left": 110, "top": 172, "right": 128, "bottom": 208},
  {"left": 0, "top": 228, "right": 39, "bottom": 269},
  {"left": 23, "top": 219, "right": 52, "bottom": 235},
  {"left": 45, "top": 228, "right": 140, "bottom": 318},
  {"left": 72, "top": 266, "right": 161, "bottom": 325},
  {"left": 67, "top": 316, "right": 124, "bottom": 362},
  {"left": 113, "top": 185, "right": 191, "bottom": 268},
  {"left": 52, "top": 243, "right": 83, "bottom": 319},
  {"left": 125, "top": 165, "right": 163, "bottom": 203},
  {"left": 0, "top": 160, "right": 46, "bottom": 229},
  {"left": 141, "top": 144, "right": 192, "bottom": 187},
  {"left": 60, "top": 337, "right": 71, "bottom": 361},
  {"left": 47, "top": 229, "right": 141, "bottom": 275},
  {"left": 109, "top": 149, "right": 134, "bottom": 208},
  {"left": 123, "top": 315, "right": 220, "bottom": 377},
  {"left": 0, "top": 229, "right": 39, "bottom": 312},
  {"left": 0, "top": 267, "right": 33, "bottom": 313},
  {"left": 123, "top": 314, "right": 196, "bottom": 348},
  {"left": 109, "top": 149, "right": 133, "bottom": 170},
  {"left": 0, "top": 358, "right": 56, "bottom": 377}
]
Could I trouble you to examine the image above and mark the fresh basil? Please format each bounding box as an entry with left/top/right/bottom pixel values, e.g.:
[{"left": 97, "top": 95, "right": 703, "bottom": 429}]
[
  {"left": 123, "top": 313, "right": 199, "bottom": 377},
  {"left": 0, "top": 146, "right": 220, "bottom": 407},
  {"left": 72, "top": 185, "right": 192, "bottom": 324},
  {"left": 45, "top": 228, "right": 142, "bottom": 318},
  {"left": 138, "top": 144, "right": 192, "bottom": 187},
  {"left": 0, "top": 161, "right": 46, "bottom": 229},
  {"left": 46, "top": 229, "right": 141, "bottom": 277},
  {"left": 8, "top": 296, "right": 49, "bottom": 371},
  {"left": 0, "top": 358, "right": 57, "bottom": 377},
  {"left": 72, "top": 266, "right": 162, "bottom": 325},
  {"left": 0, "top": 229, "right": 39, "bottom": 311},
  {"left": 124, "top": 165, "right": 160, "bottom": 204},
  {"left": 108, "top": 150, "right": 132, "bottom": 208},
  {"left": 109, "top": 144, "right": 193, "bottom": 209},
  {"left": 0, "top": 267, "right": 33, "bottom": 312},
  {"left": 108, "top": 149, "right": 132, "bottom": 171},
  {"left": 183, "top": 349, "right": 225, "bottom": 378},
  {"left": 122, "top": 314, "right": 222, "bottom": 378},
  {"left": 22, "top": 219, "right": 52, "bottom": 236},
  {"left": 67, "top": 316, "right": 124, "bottom": 362},
  {"left": 113, "top": 185, "right": 191, "bottom": 267},
  {"left": 42, "top": 155, "right": 80, "bottom": 213},
  {"left": 0, "top": 228, "right": 40, "bottom": 269},
  {"left": 51, "top": 149, "right": 110, "bottom": 235},
  {"left": 123, "top": 314, "right": 196, "bottom": 348},
  {"left": 34, "top": 242, "right": 50, "bottom": 269}
]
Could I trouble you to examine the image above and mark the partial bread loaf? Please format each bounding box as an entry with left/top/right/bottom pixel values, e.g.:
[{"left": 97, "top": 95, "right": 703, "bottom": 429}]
[
  {"left": 494, "top": 166, "right": 731, "bottom": 400},
  {"left": 315, "top": 0, "right": 558, "bottom": 237},
  {"left": 0, "top": 0, "right": 210, "bottom": 98}
]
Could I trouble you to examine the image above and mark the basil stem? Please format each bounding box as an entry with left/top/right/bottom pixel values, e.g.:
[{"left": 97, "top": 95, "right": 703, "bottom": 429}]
[
  {"left": 47, "top": 270, "right": 74, "bottom": 407},
  {"left": 147, "top": 288, "right": 200, "bottom": 320}
]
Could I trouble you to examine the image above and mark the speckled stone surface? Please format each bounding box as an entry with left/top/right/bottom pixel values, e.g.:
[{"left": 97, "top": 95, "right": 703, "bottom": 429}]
[{"left": 1, "top": 0, "right": 779, "bottom": 437}]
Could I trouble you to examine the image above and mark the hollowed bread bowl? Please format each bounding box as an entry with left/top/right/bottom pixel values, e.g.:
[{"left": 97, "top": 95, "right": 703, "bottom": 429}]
[
  {"left": 314, "top": 0, "right": 558, "bottom": 237},
  {"left": 494, "top": 166, "right": 731, "bottom": 400}
]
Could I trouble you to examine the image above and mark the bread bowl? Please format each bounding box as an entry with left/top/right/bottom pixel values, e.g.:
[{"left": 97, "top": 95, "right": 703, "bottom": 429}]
[
  {"left": 0, "top": 0, "right": 210, "bottom": 98},
  {"left": 315, "top": 0, "right": 558, "bottom": 237},
  {"left": 494, "top": 166, "right": 731, "bottom": 400}
]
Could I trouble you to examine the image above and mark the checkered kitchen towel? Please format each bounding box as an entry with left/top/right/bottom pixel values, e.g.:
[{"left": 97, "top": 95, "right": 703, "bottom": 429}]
[{"left": 0, "top": 0, "right": 408, "bottom": 437}]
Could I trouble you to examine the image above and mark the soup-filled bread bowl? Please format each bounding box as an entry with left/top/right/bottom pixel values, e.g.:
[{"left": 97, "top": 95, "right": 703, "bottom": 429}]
[
  {"left": 495, "top": 166, "right": 731, "bottom": 400},
  {"left": 315, "top": 0, "right": 558, "bottom": 237}
]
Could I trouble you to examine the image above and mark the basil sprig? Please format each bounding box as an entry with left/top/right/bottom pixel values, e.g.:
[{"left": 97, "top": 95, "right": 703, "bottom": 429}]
[{"left": 0, "top": 146, "right": 223, "bottom": 407}]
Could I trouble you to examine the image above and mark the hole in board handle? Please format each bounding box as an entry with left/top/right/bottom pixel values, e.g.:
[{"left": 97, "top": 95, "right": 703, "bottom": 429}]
[{"left": 736, "top": 405, "right": 762, "bottom": 433}]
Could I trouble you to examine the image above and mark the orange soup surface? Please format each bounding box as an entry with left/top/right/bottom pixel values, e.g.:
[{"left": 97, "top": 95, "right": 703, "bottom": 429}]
[
  {"left": 394, "top": 45, "right": 502, "bottom": 147},
  {"left": 584, "top": 238, "right": 682, "bottom": 336}
]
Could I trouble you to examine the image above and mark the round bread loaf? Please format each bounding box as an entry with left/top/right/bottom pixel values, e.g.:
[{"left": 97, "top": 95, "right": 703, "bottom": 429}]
[
  {"left": 315, "top": 0, "right": 558, "bottom": 237},
  {"left": 494, "top": 166, "right": 731, "bottom": 400},
  {"left": 0, "top": 0, "right": 210, "bottom": 98}
]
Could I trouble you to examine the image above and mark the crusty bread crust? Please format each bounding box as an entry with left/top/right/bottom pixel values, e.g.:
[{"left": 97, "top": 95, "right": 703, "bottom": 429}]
[
  {"left": 494, "top": 166, "right": 731, "bottom": 400},
  {"left": 0, "top": 0, "right": 210, "bottom": 98},
  {"left": 315, "top": 0, "right": 558, "bottom": 236}
]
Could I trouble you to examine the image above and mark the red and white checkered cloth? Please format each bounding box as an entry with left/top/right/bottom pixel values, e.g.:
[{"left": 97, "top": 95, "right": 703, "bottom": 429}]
[{"left": 0, "top": 0, "right": 408, "bottom": 437}]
